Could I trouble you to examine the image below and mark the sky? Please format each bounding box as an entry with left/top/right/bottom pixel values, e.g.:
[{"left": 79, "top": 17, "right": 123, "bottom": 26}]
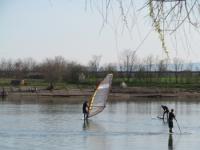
[{"left": 1, "top": 0, "right": 200, "bottom": 65}]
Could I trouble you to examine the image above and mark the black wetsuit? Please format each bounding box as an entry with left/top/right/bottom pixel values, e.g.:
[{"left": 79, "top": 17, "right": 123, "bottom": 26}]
[
  {"left": 168, "top": 111, "right": 175, "bottom": 132},
  {"left": 161, "top": 105, "right": 169, "bottom": 120},
  {"left": 82, "top": 101, "right": 88, "bottom": 119}
]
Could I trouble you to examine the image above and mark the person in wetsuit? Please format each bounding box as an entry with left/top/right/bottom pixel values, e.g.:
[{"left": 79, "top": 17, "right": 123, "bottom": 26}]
[
  {"left": 168, "top": 109, "right": 176, "bottom": 133},
  {"left": 161, "top": 105, "right": 169, "bottom": 120},
  {"left": 82, "top": 101, "right": 89, "bottom": 120}
]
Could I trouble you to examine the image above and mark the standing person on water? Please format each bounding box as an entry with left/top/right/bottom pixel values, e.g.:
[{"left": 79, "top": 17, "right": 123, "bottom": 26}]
[
  {"left": 161, "top": 105, "right": 169, "bottom": 120},
  {"left": 82, "top": 100, "right": 89, "bottom": 120},
  {"left": 168, "top": 109, "right": 176, "bottom": 133}
]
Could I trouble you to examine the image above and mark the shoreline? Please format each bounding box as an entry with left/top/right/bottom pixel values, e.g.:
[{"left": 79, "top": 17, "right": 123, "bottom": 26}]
[{"left": 2, "top": 87, "right": 200, "bottom": 102}]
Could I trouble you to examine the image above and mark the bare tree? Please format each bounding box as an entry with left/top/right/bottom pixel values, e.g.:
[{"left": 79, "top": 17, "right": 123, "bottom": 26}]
[
  {"left": 0, "top": 58, "right": 14, "bottom": 77},
  {"left": 99, "top": 63, "right": 117, "bottom": 73},
  {"left": 5, "top": 59, "right": 14, "bottom": 77},
  {"left": 40, "top": 56, "right": 67, "bottom": 88},
  {"left": 14, "top": 59, "right": 24, "bottom": 79},
  {"left": 184, "top": 62, "right": 194, "bottom": 83},
  {"left": 21, "top": 58, "right": 36, "bottom": 73},
  {"left": 135, "top": 62, "right": 146, "bottom": 82},
  {"left": 119, "top": 49, "right": 138, "bottom": 82},
  {"left": 64, "top": 62, "right": 87, "bottom": 84},
  {"left": 173, "top": 57, "right": 184, "bottom": 84},
  {"left": 157, "top": 58, "right": 169, "bottom": 84},
  {"left": 158, "top": 59, "right": 168, "bottom": 72},
  {"left": 88, "top": 55, "right": 102, "bottom": 72},
  {"left": 87, "top": 55, "right": 100, "bottom": 77},
  {"left": 145, "top": 55, "right": 155, "bottom": 83}
]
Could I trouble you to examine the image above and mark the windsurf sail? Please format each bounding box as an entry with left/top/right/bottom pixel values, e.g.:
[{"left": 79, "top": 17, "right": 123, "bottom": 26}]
[{"left": 88, "top": 74, "right": 113, "bottom": 118}]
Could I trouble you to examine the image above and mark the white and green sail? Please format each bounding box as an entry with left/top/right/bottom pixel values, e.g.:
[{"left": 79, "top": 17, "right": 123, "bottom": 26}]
[{"left": 88, "top": 74, "right": 113, "bottom": 118}]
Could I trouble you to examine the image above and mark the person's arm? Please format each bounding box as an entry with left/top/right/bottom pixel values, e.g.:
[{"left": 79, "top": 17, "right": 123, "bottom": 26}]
[{"left": 173, "top": 114, "right": 177, "bottom": 121}]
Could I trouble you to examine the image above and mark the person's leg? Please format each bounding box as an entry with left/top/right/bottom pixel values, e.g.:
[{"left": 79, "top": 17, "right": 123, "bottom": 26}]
[
  {"left": 171, "top": 122, "right": 173, "bottom": 133},
  {"left": 84, "top": 113, "right": 86, "bottom": 120},
  {"left": 86, "top": 112, "right": 89, "bottom": 119},
  {"left": 163, "top": 111, "right": 166, "bottom": 119},
  {"left": 169, "top": 128, "right": 172, "bottom": 133},
  {"left": 169, "top": 120, "right": 173, "bottom": 133}
]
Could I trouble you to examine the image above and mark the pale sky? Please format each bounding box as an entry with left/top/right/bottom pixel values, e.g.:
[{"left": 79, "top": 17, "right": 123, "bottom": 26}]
[{"left": 1, "top": 0, "right": 200, "bottom": 65}]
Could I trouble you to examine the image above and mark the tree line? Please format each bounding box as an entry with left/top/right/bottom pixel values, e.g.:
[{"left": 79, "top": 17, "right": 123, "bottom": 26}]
[{"left": 0, "top": 50, "right": 200, "bottom": 88}]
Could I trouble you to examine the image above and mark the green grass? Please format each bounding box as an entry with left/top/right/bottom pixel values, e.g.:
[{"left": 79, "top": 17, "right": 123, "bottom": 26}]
[
  {"left": 0, "top": 78, "right": 12, "bottom": 86},
  {"left": 0, "top": 77, "right": 200, "bottom": 91}
]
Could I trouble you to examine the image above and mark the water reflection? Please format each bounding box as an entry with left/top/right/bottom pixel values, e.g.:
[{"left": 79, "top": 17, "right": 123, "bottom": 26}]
[
  {"left": 82, "top": 119, "right": 105, "bottom": 132},
  {"left": 0, "top": 97, "right": 200, "bottom": 150},
  {"left": 82, "top": 119, "right": 110, "bottom": 150},
  {"left": 83, "top": 119, "right": 89, "bottom": 130},
  {"left": 168, "top": 134, "right": 173, "bottom": 150},
  {"left": 0, "top": 96, "right": 7, "bottom": 102}
]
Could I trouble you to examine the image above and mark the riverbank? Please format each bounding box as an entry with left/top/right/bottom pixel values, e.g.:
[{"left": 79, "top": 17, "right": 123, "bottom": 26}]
[
  {"left": 111, "top": 87, "right": 200, "bottom": 98},
  {"left": 1, "top": 86, "right": 200, "bottom": 102}
]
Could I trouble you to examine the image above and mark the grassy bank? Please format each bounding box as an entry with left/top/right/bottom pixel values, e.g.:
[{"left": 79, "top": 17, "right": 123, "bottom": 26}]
[
  {"left": 0, "top": 77, "right": 200, "bottom": 92},
  {"left": 1, "top": 77, "right": 200, "bottom": 100}
]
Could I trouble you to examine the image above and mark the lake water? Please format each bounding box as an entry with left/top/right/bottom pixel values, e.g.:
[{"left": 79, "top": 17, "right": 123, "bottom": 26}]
[{"left": 0, "top": 97, "right": 200, "bottom": 150}]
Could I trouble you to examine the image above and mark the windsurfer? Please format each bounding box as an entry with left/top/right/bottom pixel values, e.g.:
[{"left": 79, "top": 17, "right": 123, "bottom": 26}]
[
  {"left": 83, "top": 100, "right": 89, "bottom": 120},
  {"left": 168, "top": 109, "right": 176, "bottom": 133}
]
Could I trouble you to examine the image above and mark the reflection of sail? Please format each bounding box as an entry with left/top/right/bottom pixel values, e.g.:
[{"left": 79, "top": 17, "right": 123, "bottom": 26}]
[
  {"left": 82, "top": 119, "right": 105, "bottom": 131},
  {"left": 82, "top": 120, "right": 108, "bottom": 150},
  {"left": 88, "top": 74, "right": 113, "bottom": 118}
]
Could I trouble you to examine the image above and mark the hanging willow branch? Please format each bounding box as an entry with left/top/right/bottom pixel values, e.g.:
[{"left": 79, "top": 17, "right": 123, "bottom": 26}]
[
  {"left": 88, "top": 0, "right": 200, "bottom": 30},
  {"left": 149, "top": 0, "right": 169, "bottom": 55},
  {"left": 147, "top": 0, "right": 200, "bottom": 54},
  {"left": 149, "top": 0, "right": 200, "bottom": 32},
  {"left": 88, "top": 0, "right": 200, "bottom": 54}
]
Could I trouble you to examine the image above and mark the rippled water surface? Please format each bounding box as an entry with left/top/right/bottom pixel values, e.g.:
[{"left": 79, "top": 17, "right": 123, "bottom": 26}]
[{"left": 0, "top": 97, "right": 200, "bottom": 150}]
